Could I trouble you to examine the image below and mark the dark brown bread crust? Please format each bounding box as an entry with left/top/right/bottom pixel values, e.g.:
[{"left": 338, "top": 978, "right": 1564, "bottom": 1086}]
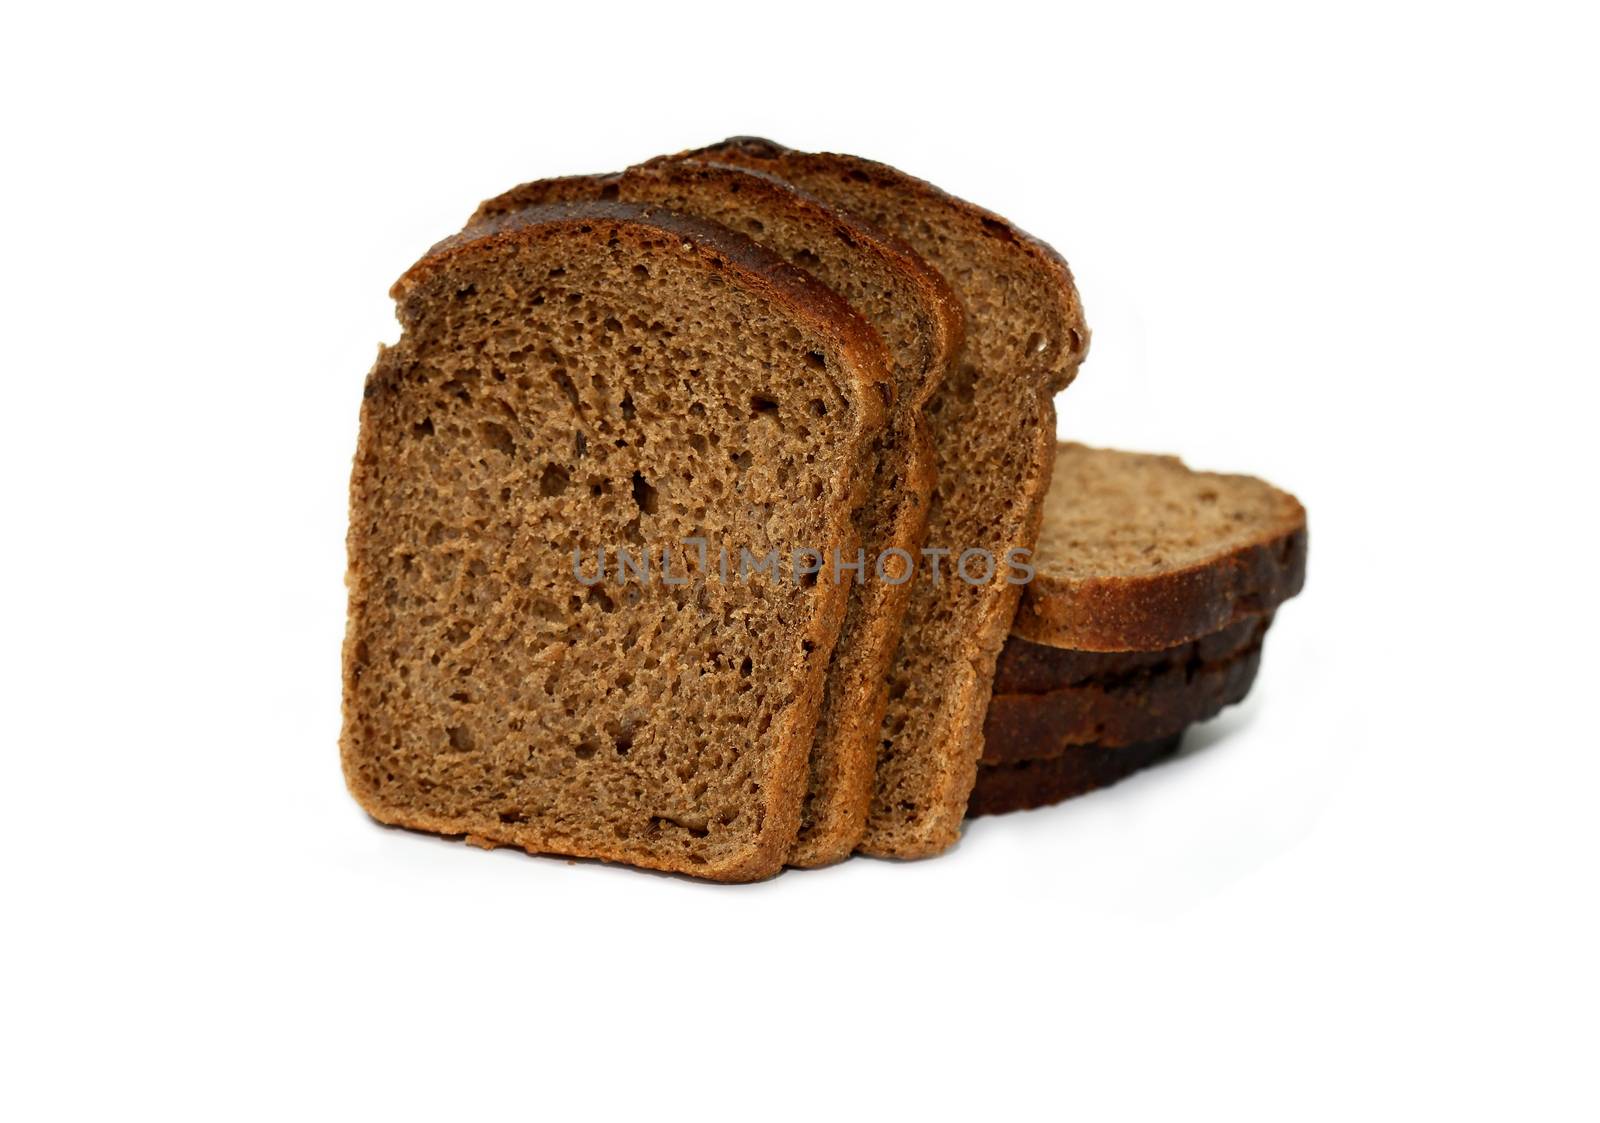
[
  {"left": 966, "top": 735, "right": 1185, "bottom": 817},
  {"left": 346, "top": 202, "right": 889, "bottom": 881},
  {"left": 992, "top": 615, "right": 1266, "bottom": 695},
  {"left": 466, "top": 166, "right": 962, "bottom": 868},
  {"left": 469, "top": 162, "right": 961, "bottom": 409},
  {"left": 1012, "top": 445, "right": 1308, "bottom": 652},
  {"left": 688, "top": 137, "right": 1089, "bottom": 858},
  {"left": 407, "top": 203, "right": 887, "bottom": 378},
  {"left": 1013, "top": 531, "right": 1306, "bottom": 652},
  {"left": 627, "top": 158, "right": 964, "bottom": 405},
  {"left": 983, "top": 617, "right": 1268, "bottom": 765},
  {"left": 466, "top": 174, "right": 624, "bottom": 222}
]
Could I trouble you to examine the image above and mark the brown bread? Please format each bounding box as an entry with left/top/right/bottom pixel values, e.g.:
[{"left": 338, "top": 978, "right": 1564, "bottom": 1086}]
[
  {"left": 966, "top": 735, "right": 1185, "bottom": 817},
  {"left": 1013, "top": 443, "right": 1307, "bottom": 651},
  {"left": 470, "top": 160, "right": 961, "bottom": 866},
  {"left": 971, "top": 444, "right": 1306, "bottom": 815},
  {"left": 984, "top": 615, "right": 1269, "bottom": 765},
  {"left": 340, "top": 201, "right": 889, "bottom": 881},
  {"left": 689, "top": 137, "right": 1089, "bottom": 858}
]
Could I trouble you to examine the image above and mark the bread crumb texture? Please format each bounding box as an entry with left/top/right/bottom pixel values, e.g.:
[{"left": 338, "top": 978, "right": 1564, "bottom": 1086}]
[{"left": 341, "top": 206, "right": 882, "bottom": 881}]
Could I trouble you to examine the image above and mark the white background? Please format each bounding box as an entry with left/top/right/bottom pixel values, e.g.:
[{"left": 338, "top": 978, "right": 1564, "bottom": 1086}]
[{"left": 4, "top": 2, "right": 1596, "bottom": 1119}]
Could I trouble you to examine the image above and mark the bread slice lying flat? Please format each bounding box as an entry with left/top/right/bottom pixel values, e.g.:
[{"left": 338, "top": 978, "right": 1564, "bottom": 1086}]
[
  {"left": 971, "top": 621, "right": 1264, "bottom": 814},
  {"left": 691, "top": 138, "right": 1089, "bottom": 858},
  {"left": 985, "top": 614, "right": 1270, "bottom": 764},
  {"left": 469, "top": 159, "right": 961, "bottom": 866},
  {"left": 966, "top": 735, "right": 1185, "bottom": 817},
  {"left": 341, "top": 201, "right": 888, "bottom": 881},
  {"left": 971, "top": 443, "right": 1307, "bottom": 816},
  {"left": 1013, "top": 443, "right": 1307, "bottom": 651}
]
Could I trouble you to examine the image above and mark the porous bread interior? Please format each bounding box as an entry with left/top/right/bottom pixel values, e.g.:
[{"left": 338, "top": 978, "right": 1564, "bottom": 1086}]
[
  {"left": 624, "top": 162, "right": 945, "bottom": 408},
  {"left": 702, "top": 144, "right": 1086, "bottom": 856},
  {"left": 1034, "top": 444, "right": 1304, "bottom": 581},
  {"left": 342, "top": 217, "right": 871, "bottom": 880},
  {"left": 617, "top": 160, "right": 951, "bottom": 864},
  {"left": 467, "top": 164, "right": 956, "bottom": 865}
]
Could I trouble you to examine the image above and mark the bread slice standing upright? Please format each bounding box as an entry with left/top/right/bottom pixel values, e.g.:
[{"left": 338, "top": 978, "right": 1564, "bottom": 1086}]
[
  {"left": 341, "top": 202, "right": 888, "bottom": 881},
  {"left": 690, "top": 138, "right": 1089, "bottom": 857},
  {"left": 470, "top": 159, "right": 962, "bottom": 866}
]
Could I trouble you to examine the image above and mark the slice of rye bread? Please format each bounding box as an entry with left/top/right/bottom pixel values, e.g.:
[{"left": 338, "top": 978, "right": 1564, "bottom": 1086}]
[
  {"left": 983, "top": 614, "right": 1270, "bottom": 765},
  {"left": 965, "top": 735, "right": 1185, "bottom": 817},
  {"left": 469, "top": 160, "right": 962, "bottom": 866},
  {"left": 341, "top": 201, "right": 891, "bottom": 882},
  {"left": 1012, "top": 443, "right": 1308, "bottom": 652},
  {"left": 686, "top": 137, "right": 1090, "bottom": 858}
]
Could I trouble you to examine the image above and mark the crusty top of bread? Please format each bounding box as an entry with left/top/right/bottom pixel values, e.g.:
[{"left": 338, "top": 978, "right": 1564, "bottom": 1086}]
[
  {"left": 466, "top": 173, "right": 625, "bottom": 221},
  {"left": 1012, "top": 443, "right": 1307, "bottom": 652},
  {"left": 688, "top": 137, "right": 1088, "bottom": 393},
  {"left": 404, "top": 201, "right": 884, "bottom": 385},
  {"left": 469, "top": 160, "right": 961, "bottom": 414}
]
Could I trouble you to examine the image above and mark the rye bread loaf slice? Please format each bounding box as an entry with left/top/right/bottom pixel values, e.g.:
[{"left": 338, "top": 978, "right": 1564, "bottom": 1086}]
[
  {"left": 984, "top": 614, "right": 1270, "bottom": 765},
  {"left": 689, "top": 137, "right": 1089, "bottom": 858},
  {"left": 469, "top": 160, "right": 962, "bottom": 866},
  {"left": 966, "top": 734, "right": 1185, "bottom": 817},
  {"left": 341, "top": 201, "right": 889, "bottom": 881},
  {"left": 1013, "top": 443, "right": 1307, "bottom": 651}
]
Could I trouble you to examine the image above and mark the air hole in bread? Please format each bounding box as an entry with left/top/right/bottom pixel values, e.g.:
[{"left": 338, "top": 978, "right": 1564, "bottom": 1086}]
[
  {"left": 550, "top": 369, "right": 581, "bottom": 413},
  {"left": 480, "top": 421, "right": 515, "bottom": 457},
  {"left": 539, "top": 463, "right": 571, "bottom": 496},
  {"left": 631, "top": 472, "right": 658, "bottom": 515}
]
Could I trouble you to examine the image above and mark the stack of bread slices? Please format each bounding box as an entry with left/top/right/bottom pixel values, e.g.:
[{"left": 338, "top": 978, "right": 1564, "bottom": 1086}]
[{"left": 341, "top": 138, "right": 1307, "bottom": 881}]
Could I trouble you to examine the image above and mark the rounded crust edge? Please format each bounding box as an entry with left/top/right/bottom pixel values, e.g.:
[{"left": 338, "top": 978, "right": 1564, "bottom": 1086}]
[
  {"left": 965, "top": 734, "right": 1186, "bottom": 818},
  {"left": 465, "top": 172, "right": 626, "bottom": 227},
  {"left": 981, "top": 632, "right": 1266, "bottom": 764},
  {"left": 684, "top": 136, "right": 1087, "bottom": 394},
  {"left": 396, "top": 199, "right": 886, "bottom": 418},
  {"left": 633, "top": 155, "right": 967, "bottom": 412},
  {"left": 1012, "top": 517, "right": 1308, "bottom": 652}
]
